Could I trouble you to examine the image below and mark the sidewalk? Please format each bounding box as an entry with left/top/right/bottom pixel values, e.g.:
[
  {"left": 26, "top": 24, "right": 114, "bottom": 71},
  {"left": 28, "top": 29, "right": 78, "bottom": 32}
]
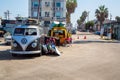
[
  {"left": 72, "top": 32, "right": 120, "bottom": 43},
  {"left": 100, "top": 36, "right": 120, "bottom": 43}
]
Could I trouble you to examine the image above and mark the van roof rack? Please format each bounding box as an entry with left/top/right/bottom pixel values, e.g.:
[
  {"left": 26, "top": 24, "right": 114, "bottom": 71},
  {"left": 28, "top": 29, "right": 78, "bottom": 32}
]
[{"left": 25, "top": 18, "right": 39, "bottom": 25}]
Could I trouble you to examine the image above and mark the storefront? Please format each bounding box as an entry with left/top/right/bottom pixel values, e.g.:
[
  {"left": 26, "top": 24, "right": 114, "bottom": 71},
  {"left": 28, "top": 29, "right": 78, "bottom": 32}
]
[
  {"left": 113, "top": 22, "right": 120, "bottom": 40},
  {"left": 103, "top": 22, "right": 120, "bottom": 40}
]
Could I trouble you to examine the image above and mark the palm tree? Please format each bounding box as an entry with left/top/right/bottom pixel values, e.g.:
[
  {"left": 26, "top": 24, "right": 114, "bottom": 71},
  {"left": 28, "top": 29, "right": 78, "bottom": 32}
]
[
  {"left": 115, "top": 16, "right": 120, "bottom": 22},
  {"left": 77, "top": 11, "right": 88, "bottom": 29},
  {"left": 66, "top": 12, "right": 70, "bottom": 23},
  {"left": 95, "top": 5, "right": 108, "bottom": 28},
  {"left": 77, "top": 19, "right": 82, "bottom": 26},
  {"left": 80, "top": 11, "right": 88, "bottom": 22},
  {"left": 66, "top": 0, "right": 77, "bottom": 23}
]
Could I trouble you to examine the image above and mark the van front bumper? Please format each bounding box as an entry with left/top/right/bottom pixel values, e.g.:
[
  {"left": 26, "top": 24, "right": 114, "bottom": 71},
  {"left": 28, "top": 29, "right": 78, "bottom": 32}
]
[{"left": 10, "top": 50, "right": 41, "bottom": 54}]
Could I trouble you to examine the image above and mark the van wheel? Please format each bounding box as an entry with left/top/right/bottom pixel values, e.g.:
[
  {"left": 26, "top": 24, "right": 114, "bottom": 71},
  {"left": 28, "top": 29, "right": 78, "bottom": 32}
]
[
  {"left": 41, "top": 46, "right": 45, "bottom": 55},
  {"left": 12, "top": 53, "right": 17, "bottom": 57},
  {"left": 36, "top": 53, "right": 42, "bottom": 57},
  {"left": 40, "top": 52, "right": 42, "bottom": 56}
]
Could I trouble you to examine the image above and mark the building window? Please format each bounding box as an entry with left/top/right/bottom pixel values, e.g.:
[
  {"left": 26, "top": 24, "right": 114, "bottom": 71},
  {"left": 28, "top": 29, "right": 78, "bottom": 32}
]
[
  {"left": 53, "top": 13, "right": 55, "bottom": 17},
  {"left": 33, "top": 1, "right": 39, "bottom": 7},
  {"left": 45, "top": 2, "right": 50, "bottom": 7},
  {"left": 56, "top": 12, "right": 61, "bottom": 18},
  {"left": 44, "top": 21, "right": 50, "bottom": 27},
  {"left": 56, "top": 2, "right": 61, "bottom": 7},
  {"left": 45, "top": 12, "right": 50, "bottom": 17},
  {"left": 33, "top": 11, "right": 38, "bottom": 17}
]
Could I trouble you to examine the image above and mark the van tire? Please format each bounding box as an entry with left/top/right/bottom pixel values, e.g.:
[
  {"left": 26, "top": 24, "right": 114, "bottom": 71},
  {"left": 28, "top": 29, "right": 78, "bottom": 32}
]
[
  {"left": 35, "top": 53, "right": 42, "bottom": 57},
  {"left": 41, "top": 46, "right": 45, "bottom": 55},
  {"left": 39, "top": 52, "right": 42, "bottom": 56},
  {"left": 12, "top": 53, "right": 17, "bottom": 57}
]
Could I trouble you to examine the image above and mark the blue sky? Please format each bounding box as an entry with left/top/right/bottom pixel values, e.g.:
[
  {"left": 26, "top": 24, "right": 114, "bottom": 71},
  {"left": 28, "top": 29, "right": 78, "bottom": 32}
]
[
  {"left": 71, "top": 0, "right": 120, "bottom": 26},
  {"left": 0, "top": 0, "right": 119, "bottom": 26},
  {"left": 0, "top": 0, "right": 28, "bottom": 19}
]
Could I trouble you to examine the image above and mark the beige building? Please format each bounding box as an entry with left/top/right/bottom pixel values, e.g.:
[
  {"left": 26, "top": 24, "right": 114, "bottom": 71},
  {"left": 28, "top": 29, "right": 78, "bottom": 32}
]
[{"left": 29, "top": 0, "right": 66, "bottom": 27}]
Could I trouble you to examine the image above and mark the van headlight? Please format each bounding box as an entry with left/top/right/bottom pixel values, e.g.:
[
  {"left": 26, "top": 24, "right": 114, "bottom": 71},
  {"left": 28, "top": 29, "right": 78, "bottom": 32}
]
[
  {"left": 32, "top": 43, "right": 37, "bottom": 48},
  {"left": 13, "top": 43, "right": 17, "bottom": 47}
]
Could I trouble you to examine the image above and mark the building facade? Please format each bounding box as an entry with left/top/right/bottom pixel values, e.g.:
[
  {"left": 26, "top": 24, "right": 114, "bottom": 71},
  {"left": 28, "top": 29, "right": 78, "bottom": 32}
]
[
  {"left": 103, "top": 21, "right": 120, "bottom": 40},
  {"left": 29, "top": 0, "right": 66, "bottom": 27}
]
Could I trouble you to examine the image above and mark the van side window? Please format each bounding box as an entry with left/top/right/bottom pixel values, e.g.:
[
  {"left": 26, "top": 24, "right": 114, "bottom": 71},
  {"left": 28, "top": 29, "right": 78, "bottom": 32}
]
[
  {"left": 25, "top": 28, "right": 37, "bottom": 36},
  {"left": 31, "top": 32, "right": 37, "bottom": 35}
]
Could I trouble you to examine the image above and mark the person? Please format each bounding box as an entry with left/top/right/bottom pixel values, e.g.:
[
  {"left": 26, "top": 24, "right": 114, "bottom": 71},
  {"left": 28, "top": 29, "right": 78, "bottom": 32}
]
[
  {"left": 42, "top": 36, "right": 50, "bottom": 54},
  {"left": 55, "top": 37, "right": 60, "bottom": 47},
  {"left": 46, "top": 37, "right": 57, "bottom": 53},
  {"left": 65, "top": 37, "right": 72, "bottom": 47}
]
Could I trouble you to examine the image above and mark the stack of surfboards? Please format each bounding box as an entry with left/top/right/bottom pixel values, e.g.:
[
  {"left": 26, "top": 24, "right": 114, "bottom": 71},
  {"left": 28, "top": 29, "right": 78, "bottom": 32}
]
[{"left": 42, "top": 44, "right": 61, "bottom": 56}]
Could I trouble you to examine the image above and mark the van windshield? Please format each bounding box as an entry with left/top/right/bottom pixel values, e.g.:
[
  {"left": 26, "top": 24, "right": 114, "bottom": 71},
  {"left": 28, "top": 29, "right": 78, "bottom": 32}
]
[
  {"left": 53, "top": 30, "right": 64, "bottom": 35},
  {"left": 14, "top": 28, "right": 37, "bottom": 36}
]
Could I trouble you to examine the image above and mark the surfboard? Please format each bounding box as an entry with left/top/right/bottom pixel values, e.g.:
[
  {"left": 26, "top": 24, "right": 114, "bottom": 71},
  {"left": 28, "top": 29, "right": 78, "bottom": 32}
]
[{"left": 54, "top": 47, "right": 61, "bottom": 56}]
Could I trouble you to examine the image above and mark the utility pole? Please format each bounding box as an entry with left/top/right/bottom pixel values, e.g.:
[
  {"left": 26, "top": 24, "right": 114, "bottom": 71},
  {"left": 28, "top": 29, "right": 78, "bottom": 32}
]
[
  {"left": 87, "top": 11, "right": 90, "bottom": 22},
  {"left": 4, "top": 12, "right": 7, "bottom": 19},
  {"left": 110, "top": 13, "right": 112, "bottom": 22},
  {"left": 110, "top": 13, "right": 112, "bottom": 29},
  {"left": 38, "top": 0, "right": 40, "bottom": 23},
  {"left": 17, "top": 14, "right": 21, "bottom": 17},
  {"left": 4, "top": 10, "right": 11, "bottom": 20},
  {"left": 7, "top": 10, "right": 10, "bottom": 20}
]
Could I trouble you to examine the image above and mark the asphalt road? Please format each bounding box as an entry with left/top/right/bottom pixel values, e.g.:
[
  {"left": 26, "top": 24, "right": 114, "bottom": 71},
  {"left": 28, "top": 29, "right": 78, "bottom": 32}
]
[{"left": 0, "top": 32, "right": 120, "bottom": 80}]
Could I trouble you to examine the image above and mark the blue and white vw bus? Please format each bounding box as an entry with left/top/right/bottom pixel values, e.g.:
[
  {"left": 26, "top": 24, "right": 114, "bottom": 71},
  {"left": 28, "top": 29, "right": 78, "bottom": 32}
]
[{"left": 10, "top": 20, "right": 43, "bottom": 56}]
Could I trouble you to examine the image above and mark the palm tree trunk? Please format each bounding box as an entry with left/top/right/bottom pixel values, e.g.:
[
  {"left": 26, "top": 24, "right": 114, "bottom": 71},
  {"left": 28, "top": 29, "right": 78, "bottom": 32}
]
[
  {"left": 66, "top": 13, "right": 71, "bottom": 23},
  {"left": 100, "top": 21, "right": 104, "bottom": 38}
]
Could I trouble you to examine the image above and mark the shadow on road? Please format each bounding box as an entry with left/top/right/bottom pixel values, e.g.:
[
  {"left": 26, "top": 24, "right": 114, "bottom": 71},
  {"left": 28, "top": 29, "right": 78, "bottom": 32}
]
[
  {"left": 0, "top": 50, "right": 60, "bottom": 60},
  {"left": 0, "top": 50, "right": 37, "bottom": 60},
  {"left": 0, "top": 43, "right": 11, "bottom": 46},
  {"left": 73, "top": 40, "right": 120, "bottom": 44}
]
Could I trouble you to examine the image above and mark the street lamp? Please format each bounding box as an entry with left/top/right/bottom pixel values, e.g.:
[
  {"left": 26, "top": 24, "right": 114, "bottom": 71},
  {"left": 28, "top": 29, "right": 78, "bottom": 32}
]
[
  {"left": 110, "top": 13, "right": 112, "bottom": 22},
  {"left": 87, "top": 11, "right": 90, "bottom": 22}
]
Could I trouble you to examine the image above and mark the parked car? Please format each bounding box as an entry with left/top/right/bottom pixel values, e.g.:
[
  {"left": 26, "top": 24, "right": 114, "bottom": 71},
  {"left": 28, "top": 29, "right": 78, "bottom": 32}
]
[
  {"left": 94, "top": 31, "right": 100, "bottom": 35},
  {"left": 103, "top": 32, "right": 107, "bottom": 36},
  {"left": 0, "top": 31, "right": 4, "bottom": 37},
  {"left": 71, "top": 29, "right": 76, "bottom": 34},
  {"left": 81, "top": 29, "right": 87, "bottom": 32},
  {"left": 4, "top": 32, "right": 12, "bottom": 45}
]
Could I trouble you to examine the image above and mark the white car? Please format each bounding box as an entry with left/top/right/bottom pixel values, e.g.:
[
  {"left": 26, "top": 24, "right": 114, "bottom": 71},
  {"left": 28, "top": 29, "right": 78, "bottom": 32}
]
[{"left": 4, "top": 32, "right": 12, "bottom": 45}]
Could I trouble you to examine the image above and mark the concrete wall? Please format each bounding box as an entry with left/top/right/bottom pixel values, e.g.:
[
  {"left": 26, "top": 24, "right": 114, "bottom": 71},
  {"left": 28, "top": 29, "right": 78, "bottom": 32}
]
[{"left": 41, "top": 0, "right": 53, "bottom": 17}]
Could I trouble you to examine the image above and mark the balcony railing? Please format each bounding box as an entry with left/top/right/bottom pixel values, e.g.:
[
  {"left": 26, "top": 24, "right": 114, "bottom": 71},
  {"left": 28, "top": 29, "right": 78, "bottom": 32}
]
[{"left": 52, "top": 7, "right": 64, "bottom": 11}]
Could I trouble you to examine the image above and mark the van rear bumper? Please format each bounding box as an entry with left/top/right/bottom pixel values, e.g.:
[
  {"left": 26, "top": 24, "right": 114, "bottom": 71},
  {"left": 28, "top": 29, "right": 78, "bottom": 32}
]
[{"left": 10, "top": 50, "right": 41, "bottom": 54}]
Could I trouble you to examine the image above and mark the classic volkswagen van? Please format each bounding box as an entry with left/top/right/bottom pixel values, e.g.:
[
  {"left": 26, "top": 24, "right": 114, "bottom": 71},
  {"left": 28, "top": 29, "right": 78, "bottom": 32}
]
[{"left": 10, "top": 23, "right": 43, "bottom": 56}]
